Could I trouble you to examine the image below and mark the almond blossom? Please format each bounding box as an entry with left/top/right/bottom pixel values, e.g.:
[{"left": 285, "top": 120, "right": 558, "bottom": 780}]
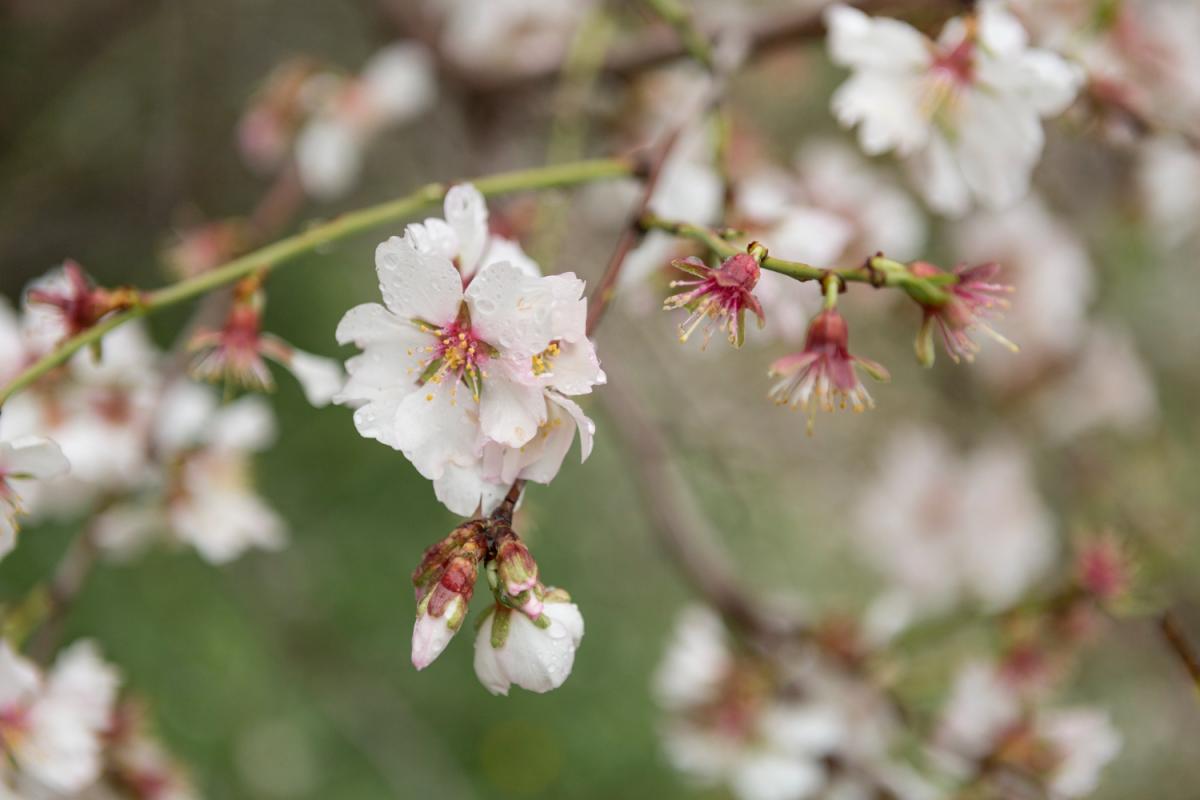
[
  {"left": 653, "top": 608, "right": 846, "bottom": 800},
  {"left": 933, "top": 659, "right": 1121, "bottom": 798},
  {"left": 825, "top": 1, "right": 1084, "bottom": 216},
  {"left": 335, "top": 184, "right": 603, "bottom": 514},
  {"left": 855, "top": 426, "right": 1056, "bottom": 616},
  {"left": 473, "top": 591, "right": 584, "bottom": 695},
  {"left": 436, "top": 0, "right": 592, "bottom": 73},
  {"left": 89, "top": 381, "right": 286, "bottom": 564},
  {"left": 0, "top": 322, "right": 161, "bottom": 519},
  {"left": 0, "top": 434, "right": 69, "bottom": 561},
  {"left": 0, "top": 640, "right": 120, "bottom": 794}
]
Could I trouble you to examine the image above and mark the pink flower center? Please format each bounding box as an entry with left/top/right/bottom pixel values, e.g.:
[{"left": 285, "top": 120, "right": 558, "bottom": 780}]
[{"left": 416, "top": 315, "right": 493, "bottom": 402}]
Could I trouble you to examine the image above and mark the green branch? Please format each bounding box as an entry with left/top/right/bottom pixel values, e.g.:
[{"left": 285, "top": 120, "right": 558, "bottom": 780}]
[
  {"left": 638, "top": 213, "right": 953, "bottom": 305},
  {"left": 0, "top": 157, "right": 636, "bottom": 407}
]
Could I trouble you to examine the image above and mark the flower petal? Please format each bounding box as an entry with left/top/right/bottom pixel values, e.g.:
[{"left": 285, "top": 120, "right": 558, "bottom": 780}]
[{"left": 375, "top": 236, "right": 464, "bottom": 324}]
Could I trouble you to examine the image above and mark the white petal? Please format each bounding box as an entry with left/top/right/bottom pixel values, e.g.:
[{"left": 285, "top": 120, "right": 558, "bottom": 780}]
[
  {"left": 976, "top": 0, "right": 1029, "bottom": 55},
  {"left": 360, "top": 42, "right": 437, "bottom": 122},
  {"left": 731, "top": 752, "right": 825, "bottom": 800},
  {"left": 412, "top": 597, "right": 464, "bottom": 670},
  {"left": 295, "top": 119, "right": 362, "bottom": 200},
  {"left": 391, "top": 385, "right": 480, "bottom": 480},
  {"left": 0, "top": 639, "right": 40, "bottom": 709},
  {"left": 481, "top": 235, "right": 542, "bottom": 279},
  {"left": 465, "top": 262, "right": 559, "bottom": 355},
  {"left": 3, "top": 436, "right": 69, "bottom": 480},
  {"left": 374, "top": 236, "right": 464, "bottom": 325},
  {"left": 0, "top": 512, "right": 14, "bottom": 562},
  {"left": 957, "top": 92, "right": 1043, "bottom": 211},
  {"left": 908, "top": 134, "right": 971, "bottom": 217},
  {"left": 154, "top": 381, "right": 218, "bottom": 455},
  {"left": 981, "top": 50, "right": 1084, "bottom": 116},
  {"left": 284, "top": 348, "right": 344, "bottom": 407},
  {"left": 444, "top": 184, "right": 489, "bottom": 278},
  {"left": 825, "top": 4, "right": 932, "bottom": 71},
  {"left": 479, "top": 367, "right": 547, "bottom": 448},
  {"left": 404, "top": 218, "right": 459, "bottom": 262},
  {"left": 209, "top": 395, "right": 277, "bottom": 454},
  {"left": 433, "top": 462, "right": 491, "bottom": 517},
  {"left": 831, "top": 71, "right": 931, "bottom": 156},
  {"left": 472, "top": 612, "right": 511, "bottom": 695}
]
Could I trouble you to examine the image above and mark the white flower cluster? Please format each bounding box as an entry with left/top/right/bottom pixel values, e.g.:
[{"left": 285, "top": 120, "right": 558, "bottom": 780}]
[
  {"left": 0, "top": 272, "right": 308, "bottom": 566},
  {"left": 0, "top": 641, "right": 197, "bottom": 798},
  {"left": 335, "top": 183, "right": 605, "bottom": 515},
  {"left": 653, "top": 607, "right": 935, "bottom": 800},
  {"left": 826, "top": 0, "right": 1084, "bottom": 217}
]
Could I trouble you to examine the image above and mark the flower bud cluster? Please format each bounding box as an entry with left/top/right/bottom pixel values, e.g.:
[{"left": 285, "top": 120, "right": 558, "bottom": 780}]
[{"left": 410, "top": 514, "right": 584, "bottom": 695}]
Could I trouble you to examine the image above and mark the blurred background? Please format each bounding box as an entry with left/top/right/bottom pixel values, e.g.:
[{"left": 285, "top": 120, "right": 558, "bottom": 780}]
[{"left": 2, "top": 0, "right": 1199, "bottom": 798}]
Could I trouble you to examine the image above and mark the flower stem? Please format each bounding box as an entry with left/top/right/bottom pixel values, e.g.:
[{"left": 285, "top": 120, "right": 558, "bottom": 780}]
[
  {"left": 641, "top": 0, "right": 715, "bottom": 71},
  {"left": 0, "top": 157, "right": 636, "bottom": 407},
  {"left": 638, "top": 213, "right": 952, "bottom": 305}
]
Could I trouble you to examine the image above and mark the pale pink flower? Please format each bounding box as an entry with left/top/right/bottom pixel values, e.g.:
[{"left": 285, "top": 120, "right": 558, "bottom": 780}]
[
  {"left": 826, "top": 2, "right": 1083, "bottom": 216},
  {"left": 0, "top": 640, "right": 120, "bottom": 794},
  {"left": 855, "top": 427, "right": 1056, "bottom": 615}
]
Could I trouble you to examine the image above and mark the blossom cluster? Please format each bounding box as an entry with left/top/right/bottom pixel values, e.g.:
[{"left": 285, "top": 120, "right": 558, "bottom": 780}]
[
  {"left": 1, "top": 640, "right": 194, "bottom": 798},
  {"left": 335, "top": 183, "right": 605, "bottom": 516}
]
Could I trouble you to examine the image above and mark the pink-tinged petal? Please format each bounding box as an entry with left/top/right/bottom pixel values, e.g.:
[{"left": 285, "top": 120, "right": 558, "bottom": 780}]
[
  {"left": 769, "top": 351, "right": 819, "bottom": 376},
  {"left": 374, "top": 236, "right": 464, "bottom": 324},
  {"left": 478, "top": 368, "right": 548, "bottom": 448},
  {"left": 551, "top": 392, "right": 594, "bottom": 462},
  {"left": 465, "top": 262, "right": 556, "bottom": 355},
  {"left": 444, "top": 183, "right": 489, "bottom": 277},
  {"left": 826, "top": 4, "right": 932, "bottom": 71},
  {"left": 4, "top": 437, "right": 69, "bottom": 480},
  {"left": 412, "top": 596, "right": 464, "bottom": 670},
  {"left": 283, "top": 348, "right": 344, "bottom": 407}
]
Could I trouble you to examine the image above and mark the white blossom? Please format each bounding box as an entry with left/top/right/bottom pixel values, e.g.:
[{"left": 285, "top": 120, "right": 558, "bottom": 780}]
[
  {"left": 826, "top": 1, "right": 1083, "bottom": 216},
  {"left": 1039, "top": 709, "right": 1122, "bottom": 798},
  {"left": 653, "top": 608, "right": 845, "bottom": 800},
  {"left": 0, "top": 435, "right": 69, "bottom": 561},
  {"left": 436, "top": 0, "right": 592, "bottom": 73},
  {"left": 473, "top": 598, "right": 584, "bottom": 695},
  {"left": 0, "top": 323, "right": 160, "bottom": 519},
  {"left": 0, "top": 641, "right": 120, "bottom": 794},
  {"left": 336, "top": 184, "right": 603, "bottom": 514},
  {"left": 855, "top": 426, "right": 1056, "bottom": 616}
]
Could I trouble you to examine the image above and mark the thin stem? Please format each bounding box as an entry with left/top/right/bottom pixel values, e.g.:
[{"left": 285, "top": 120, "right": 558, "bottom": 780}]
[
  {"left": 0, "top": 157, "right": 636, "bottom": 407},
  {"left": 28, "top": 519, "right": 101, "bottom": 663},
  {"left": 641, "top": 0, "right": 714, "bottom": 71},
  {"left": 639, "top": 213, "right": 953, "bottom": 305}
]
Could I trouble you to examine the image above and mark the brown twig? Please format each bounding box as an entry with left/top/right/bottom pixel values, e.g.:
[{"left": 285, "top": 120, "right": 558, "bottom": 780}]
[
  {"left": 1159, "top": 609, "right": 1200, "bottom": 696},
  {"left": 28, "top": 518, "right": 101, "bottom": 663},
  {"left": 599, "top": 370, "right": 804, "bottom": 643}
]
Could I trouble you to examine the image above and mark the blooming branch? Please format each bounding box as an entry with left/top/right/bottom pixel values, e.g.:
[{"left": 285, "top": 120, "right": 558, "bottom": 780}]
[{"left": 0, "top": 157, "right": 635, "bottom": 408}]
